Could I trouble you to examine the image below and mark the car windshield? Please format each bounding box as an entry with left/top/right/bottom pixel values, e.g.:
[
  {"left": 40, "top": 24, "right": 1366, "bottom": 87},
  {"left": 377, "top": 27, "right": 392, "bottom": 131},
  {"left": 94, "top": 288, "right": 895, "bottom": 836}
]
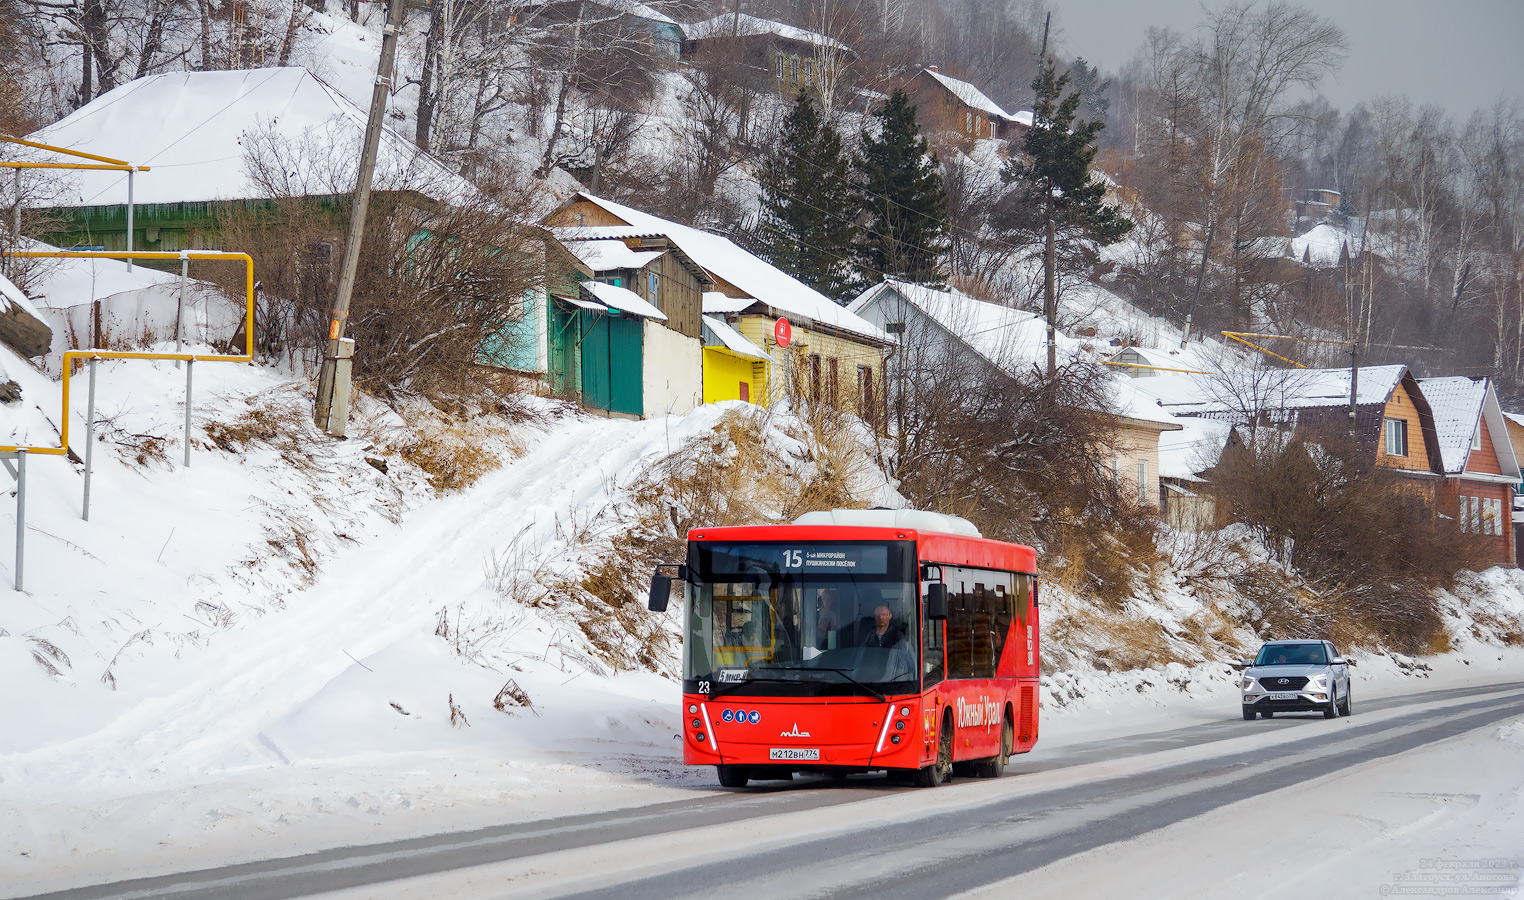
[
  {"left": 1254, "top": 643, "right": 1328, "bottom": 666},
  {"left": 683, "top": 541, "right": 919, "bottom": 696}
]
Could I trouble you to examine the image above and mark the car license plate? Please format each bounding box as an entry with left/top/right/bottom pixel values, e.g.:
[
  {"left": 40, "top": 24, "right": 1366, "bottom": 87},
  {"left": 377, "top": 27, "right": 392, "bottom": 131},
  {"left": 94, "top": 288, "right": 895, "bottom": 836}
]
[
  {"left": 769, "top": 748, "right": 820, "bottom": 761},
  {"left": 1267, "top": 692, "right": 1299, "bottom": 701}
]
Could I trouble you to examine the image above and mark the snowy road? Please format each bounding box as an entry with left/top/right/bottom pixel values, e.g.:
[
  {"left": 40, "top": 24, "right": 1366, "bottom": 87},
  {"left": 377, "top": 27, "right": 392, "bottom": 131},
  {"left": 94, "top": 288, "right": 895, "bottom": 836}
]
[{"left": 15, "top": 679, "right": 1524, "bottom": 900}]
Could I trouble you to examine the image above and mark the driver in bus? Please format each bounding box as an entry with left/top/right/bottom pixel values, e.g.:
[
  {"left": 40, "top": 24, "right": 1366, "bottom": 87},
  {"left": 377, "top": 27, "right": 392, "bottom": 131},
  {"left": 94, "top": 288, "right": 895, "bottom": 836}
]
[{"left": 860, "top": 604, "right": 906, "bottom": 649}]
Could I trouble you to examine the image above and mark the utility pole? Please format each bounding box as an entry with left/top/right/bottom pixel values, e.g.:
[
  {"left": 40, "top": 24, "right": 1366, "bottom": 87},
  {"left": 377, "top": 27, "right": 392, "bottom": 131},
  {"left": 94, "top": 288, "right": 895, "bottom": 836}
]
[
  {"left": 1345, "top": 241, "right": 1358, "bottom": 433},
  {"left": 1038, "top": 11, "right": 1057, "bottom": 378},
  {"left": 314, "top": 0, "right": 407, "bottom": 435}
]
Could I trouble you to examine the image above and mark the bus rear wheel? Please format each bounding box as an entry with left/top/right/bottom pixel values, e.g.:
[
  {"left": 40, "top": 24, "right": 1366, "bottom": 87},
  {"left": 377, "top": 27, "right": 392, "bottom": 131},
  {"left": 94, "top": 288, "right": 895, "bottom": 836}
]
[
  {"left": 716, "top": 765, "right": 750, "bottom": 789},
  {"left": 914, "top": 713, "right": 954, "bottom": 788},
  {"left": 973, "top": 713, "right": 1014, "bottom": 778}
]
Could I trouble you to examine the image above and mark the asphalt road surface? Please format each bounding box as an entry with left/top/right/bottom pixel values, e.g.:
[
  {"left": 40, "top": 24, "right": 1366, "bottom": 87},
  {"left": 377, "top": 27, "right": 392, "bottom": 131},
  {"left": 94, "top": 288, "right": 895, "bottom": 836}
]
[{"left": 16, "top": 679, "right": 1524, "bottom": 900}]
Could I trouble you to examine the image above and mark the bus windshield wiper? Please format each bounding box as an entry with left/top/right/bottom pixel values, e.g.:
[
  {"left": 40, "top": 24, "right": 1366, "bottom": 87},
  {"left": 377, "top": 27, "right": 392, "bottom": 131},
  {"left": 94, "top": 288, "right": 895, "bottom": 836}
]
[{"left": 755, "top": 665, "right": 887, "bottom": 702}]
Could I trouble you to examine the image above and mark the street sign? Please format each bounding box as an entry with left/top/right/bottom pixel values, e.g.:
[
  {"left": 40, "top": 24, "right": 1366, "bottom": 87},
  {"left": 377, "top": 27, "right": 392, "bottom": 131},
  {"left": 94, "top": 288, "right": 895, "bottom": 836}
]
[{"left": 774, "top": 317, "right": 792, "bottom": 349}]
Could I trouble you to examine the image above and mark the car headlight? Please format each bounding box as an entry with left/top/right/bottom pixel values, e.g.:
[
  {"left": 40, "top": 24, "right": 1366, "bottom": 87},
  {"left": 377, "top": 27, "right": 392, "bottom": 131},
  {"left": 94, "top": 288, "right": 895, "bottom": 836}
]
[
  {"left": 1241, "top": 675, "right": 1259, "bottom": 691},
  {"left": 1308, "top": 674, "right": 1328, "bottom": 689}
]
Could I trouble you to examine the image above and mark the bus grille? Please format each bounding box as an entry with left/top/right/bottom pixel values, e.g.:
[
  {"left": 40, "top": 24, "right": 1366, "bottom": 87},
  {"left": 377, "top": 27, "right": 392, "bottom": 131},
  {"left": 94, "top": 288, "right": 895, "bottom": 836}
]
[{"left": 1018, "top": 685, "right": 1036, "bottom": 742}]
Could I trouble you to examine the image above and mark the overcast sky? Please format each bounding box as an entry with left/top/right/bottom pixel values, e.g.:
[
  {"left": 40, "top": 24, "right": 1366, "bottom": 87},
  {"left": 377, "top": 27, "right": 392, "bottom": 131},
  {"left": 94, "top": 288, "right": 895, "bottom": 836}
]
[{"left": 1052, "top": 0, "right": 1524, "bottom": 118}]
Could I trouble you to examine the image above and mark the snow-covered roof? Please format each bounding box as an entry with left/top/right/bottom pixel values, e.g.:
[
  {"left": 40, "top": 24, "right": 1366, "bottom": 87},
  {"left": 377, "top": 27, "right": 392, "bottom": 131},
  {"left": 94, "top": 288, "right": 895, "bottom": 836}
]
[
  {"left": 550, "top": 194, "right": 890, "bottom": 344},
  {"left": 1290, "top": 223, "right": 1349, "bottom": 268},
  {"left": 684, "top": 13, "right": 851, "bottom": 52},
  {"left": 581, "top": 281, "right": 666, "bottom": 320},
  {"left": 922, "top": 69, "right": 1015, "bottom": 121},
  {"left": 850, "top": 279, "right": 1074, "bottom": 372},
  {"left": 1112, "top": 379, "right": 1183, "bottom": 429},
  {"left": 701, "top": 291, "right": 753, "bottom": 315},
  {"left": 1418, "top": 376, "right": 1520, "bottom": 478},
  {"left": 595, "top": 0, "right": 679, "bottom": 25},
  {"left": 561, "top": 239, "right": 663, "bottom": 272},
  {"left": 1130, "top": 365, "right": 1409, "bottom": 417},
  {"left": 702, "top": 315, "right": 769, "bottom": 361},
  {"left": 851, "top": 280, "right": 1178, "bottom": 430},
  {"left": 26, "top": 67, "right": 470, "bottom": 208},
  {"left": 1009, "top": 110, "right": 1034, "bottom": 128},
  {"left": 1159, "top": 417, "right": 1234, "bottom": 480}
]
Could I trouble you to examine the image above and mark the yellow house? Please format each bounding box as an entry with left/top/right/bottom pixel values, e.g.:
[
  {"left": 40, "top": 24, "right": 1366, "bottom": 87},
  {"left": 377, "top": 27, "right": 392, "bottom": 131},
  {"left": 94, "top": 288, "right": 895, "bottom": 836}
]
[
  {"left": 702, "top": 314, "right": 771, "bottom": 405},
  {"left": 544, "top": 192, "right": 896, "bottom": 415}
]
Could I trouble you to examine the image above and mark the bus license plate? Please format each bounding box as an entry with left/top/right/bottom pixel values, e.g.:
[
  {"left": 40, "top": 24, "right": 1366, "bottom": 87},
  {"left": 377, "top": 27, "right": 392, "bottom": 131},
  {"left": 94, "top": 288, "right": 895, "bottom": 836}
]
[
  {"left": 769, "top": 748, "right": 820, "bottom": 761},
  {"left": 1267, "top": 692, "right": 1298, "bottom": 701}
]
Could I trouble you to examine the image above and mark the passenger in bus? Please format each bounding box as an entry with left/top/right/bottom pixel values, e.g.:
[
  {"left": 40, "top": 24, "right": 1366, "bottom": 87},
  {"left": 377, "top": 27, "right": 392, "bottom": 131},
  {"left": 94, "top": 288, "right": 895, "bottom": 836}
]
[{"left": 814, "top": 588, "right": 841, "bottom": 651}]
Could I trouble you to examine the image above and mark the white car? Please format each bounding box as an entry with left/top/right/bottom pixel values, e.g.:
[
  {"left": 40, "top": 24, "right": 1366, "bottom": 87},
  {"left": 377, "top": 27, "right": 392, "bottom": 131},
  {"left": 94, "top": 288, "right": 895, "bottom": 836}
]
[{"left": 1236, "top": 640, "right": 1354, "bottom": 720}]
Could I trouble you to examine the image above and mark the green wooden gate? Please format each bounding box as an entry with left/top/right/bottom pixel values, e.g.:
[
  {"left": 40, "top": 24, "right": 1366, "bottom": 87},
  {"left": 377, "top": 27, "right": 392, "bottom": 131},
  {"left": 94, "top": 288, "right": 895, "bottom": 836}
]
[{"left": 579, "top": 311, "right": 643, "bottom": 417}]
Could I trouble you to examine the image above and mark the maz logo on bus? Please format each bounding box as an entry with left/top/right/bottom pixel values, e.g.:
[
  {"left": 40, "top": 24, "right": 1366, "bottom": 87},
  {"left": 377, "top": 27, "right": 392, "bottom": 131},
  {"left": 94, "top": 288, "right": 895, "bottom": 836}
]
[{"left": 955, "top": 696, "right": 1001, "bottom": 731}]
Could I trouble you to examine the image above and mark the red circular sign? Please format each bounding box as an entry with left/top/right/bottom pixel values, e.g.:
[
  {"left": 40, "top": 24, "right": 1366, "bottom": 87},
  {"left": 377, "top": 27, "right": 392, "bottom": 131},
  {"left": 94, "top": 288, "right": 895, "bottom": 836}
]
[{"left": 774, "top": 317, "right": 792, "bottom": 349}]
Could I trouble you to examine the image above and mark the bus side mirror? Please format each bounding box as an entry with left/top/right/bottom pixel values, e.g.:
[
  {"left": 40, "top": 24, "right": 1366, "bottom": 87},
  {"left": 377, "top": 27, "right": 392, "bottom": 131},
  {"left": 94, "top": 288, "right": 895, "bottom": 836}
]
[
  {"left": 926, "top": 583, "right": 948, "bottom": 620},
  {"left": 648, "top": 573, "right": 673, "bottom": 612}
]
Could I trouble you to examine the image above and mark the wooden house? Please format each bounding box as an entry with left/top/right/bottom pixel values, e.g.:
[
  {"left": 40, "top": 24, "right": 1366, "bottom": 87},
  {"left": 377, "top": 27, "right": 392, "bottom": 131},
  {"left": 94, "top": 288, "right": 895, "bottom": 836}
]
[
  {"left": 544, "top": 192, "right": 893, "bottom": 418},
  {"left": 680, "top": 13, "right": 854, "bottom": 100},
  {"left": 902, "top": 67, "right": 1025, "bottom": 145},
  {"left": 1418, "top": 376, "right": 1519, "bottom": 567},
  {"left": 849, "top": 279, "right": 1183, "bottom": 507},
  {"left": 1134, "top": 365, "right": 1447, "bottom": 529}
]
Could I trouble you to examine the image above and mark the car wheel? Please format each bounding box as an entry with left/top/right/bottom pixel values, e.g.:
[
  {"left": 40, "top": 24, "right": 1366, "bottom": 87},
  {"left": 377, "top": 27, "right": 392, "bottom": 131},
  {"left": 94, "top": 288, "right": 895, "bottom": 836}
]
[
  {"left": 716, "top": 765, "right": 750, "bottom": 789},
  {"left": 1323, "top": 691, "right": 1339, "bottom": 718},
  {"left": 1341, "top": 686, "right": 1353, "bottom": 717},
  {"left": 1242, "top": 705, "right": 1256, "bottom": 721},
  {"left": 1262, "top": 710, "right": 1274, "bottom": 718}
]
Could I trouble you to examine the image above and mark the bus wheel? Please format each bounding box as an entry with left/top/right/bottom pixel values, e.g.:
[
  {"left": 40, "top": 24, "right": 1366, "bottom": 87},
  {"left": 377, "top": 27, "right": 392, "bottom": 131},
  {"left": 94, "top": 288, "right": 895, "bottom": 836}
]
[
  {"left": 974, "top": 714, "right": 1014, "bottom": 778},
  {"left": 716, "top": 765, "right": 750, "bottom": 789},
  {"left": 914, "top": 713, "right": 954, "bottom": 788}
]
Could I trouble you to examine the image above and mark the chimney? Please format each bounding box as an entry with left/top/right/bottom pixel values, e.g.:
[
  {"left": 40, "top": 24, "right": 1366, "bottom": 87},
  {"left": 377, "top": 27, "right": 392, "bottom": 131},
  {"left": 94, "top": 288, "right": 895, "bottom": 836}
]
[{"left": 928, "top": 65, "right": 938, "bottom": 73}]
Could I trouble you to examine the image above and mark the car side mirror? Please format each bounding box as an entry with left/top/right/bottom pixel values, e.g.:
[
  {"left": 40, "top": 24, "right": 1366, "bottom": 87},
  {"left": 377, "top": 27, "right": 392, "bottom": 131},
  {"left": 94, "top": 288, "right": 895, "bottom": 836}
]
[
  {"left": 1229, "top": 660, "right": 1251, "bottom": 670},
  {"left": 1344, "top": 658, "right": 1357, "bottom": 667},
  {"left": 926, "top": 583, "right": 948, "bottom": 620},
  {"left": 647, "top": 573, "right": 673, "bottom": 612}
]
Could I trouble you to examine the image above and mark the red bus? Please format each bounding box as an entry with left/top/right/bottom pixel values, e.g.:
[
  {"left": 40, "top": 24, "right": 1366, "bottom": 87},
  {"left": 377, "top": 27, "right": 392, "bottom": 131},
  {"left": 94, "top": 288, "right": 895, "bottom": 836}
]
[{"left": 647, "top": 509, "right": 1039, "bottom": 788}]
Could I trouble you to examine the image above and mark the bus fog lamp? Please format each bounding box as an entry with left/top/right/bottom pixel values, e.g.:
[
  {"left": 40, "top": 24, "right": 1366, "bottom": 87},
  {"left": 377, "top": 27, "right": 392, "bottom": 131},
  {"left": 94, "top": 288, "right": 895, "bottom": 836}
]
[
  {"left": 895, "top": 720, "right": 905, "bottom": 730},
  {"left": 900, "top": 706, "right": 910, "bottom": 716},
  {"left": 696, "top": 733, "right": 705, "bottom": 743},
  {"left": 890, "top": 735, "right": 901, "bottom": 744},
  {"left": 689, "top": 704, "right": 697, "bottom": 714},
  {"left": 692, "top": 718, "right": 702, "bottom": 728}
]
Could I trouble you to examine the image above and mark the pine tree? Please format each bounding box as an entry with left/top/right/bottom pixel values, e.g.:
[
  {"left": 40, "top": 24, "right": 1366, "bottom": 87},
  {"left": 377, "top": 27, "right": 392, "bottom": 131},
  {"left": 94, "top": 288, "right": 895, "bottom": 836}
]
[
  {"left": 1005, "top": 60, "right": 1131, "bottom": 247},
  {"left": 1000, "top": 59, "right": 1132, "bottom": 373},
  {"left": 852, "top": 89, "right": 949, "bottom": 286},
  {"left": 756, "top": 92, "right": 858, "bottom": 300}
]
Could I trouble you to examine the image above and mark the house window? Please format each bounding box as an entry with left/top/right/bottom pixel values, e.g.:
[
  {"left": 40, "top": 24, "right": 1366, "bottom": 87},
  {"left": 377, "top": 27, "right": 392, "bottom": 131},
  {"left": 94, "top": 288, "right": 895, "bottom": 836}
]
[
  {"left": 1384, "top": 418, "right": 1408, "bottom": 457},
  {"left": 827, "top": 358, "right": 839, "bottom": 406},
  {"left": 790, "top": 54, "right": 799, "bottom": 83},
  {"left": 1472, "top": 422, "right": 1483, "bottom": 451},
  {"left": 1137, "top": 460, "right": 1148, "bottom": 504},
  {"left": 1111, "top": 457, "right": 1121, "bottom": 481},
  {"left": 810, "top": 353, "right": 822, "bottom": 403},
  {"left": 647, "top": 271, "right": 658, "bottom": 301},
  {"left": 965, "top": 112, "right": 972, "bottom": 133},
  {"left": 775, "top": 54, "right": 784, "bottom": 79}
]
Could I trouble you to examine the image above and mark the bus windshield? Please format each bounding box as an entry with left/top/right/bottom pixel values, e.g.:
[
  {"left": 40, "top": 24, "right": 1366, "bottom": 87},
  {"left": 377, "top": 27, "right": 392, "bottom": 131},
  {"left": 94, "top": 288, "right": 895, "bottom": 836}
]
[{"left": 685, "top": 541, "right": 919, "bottom": 697}]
